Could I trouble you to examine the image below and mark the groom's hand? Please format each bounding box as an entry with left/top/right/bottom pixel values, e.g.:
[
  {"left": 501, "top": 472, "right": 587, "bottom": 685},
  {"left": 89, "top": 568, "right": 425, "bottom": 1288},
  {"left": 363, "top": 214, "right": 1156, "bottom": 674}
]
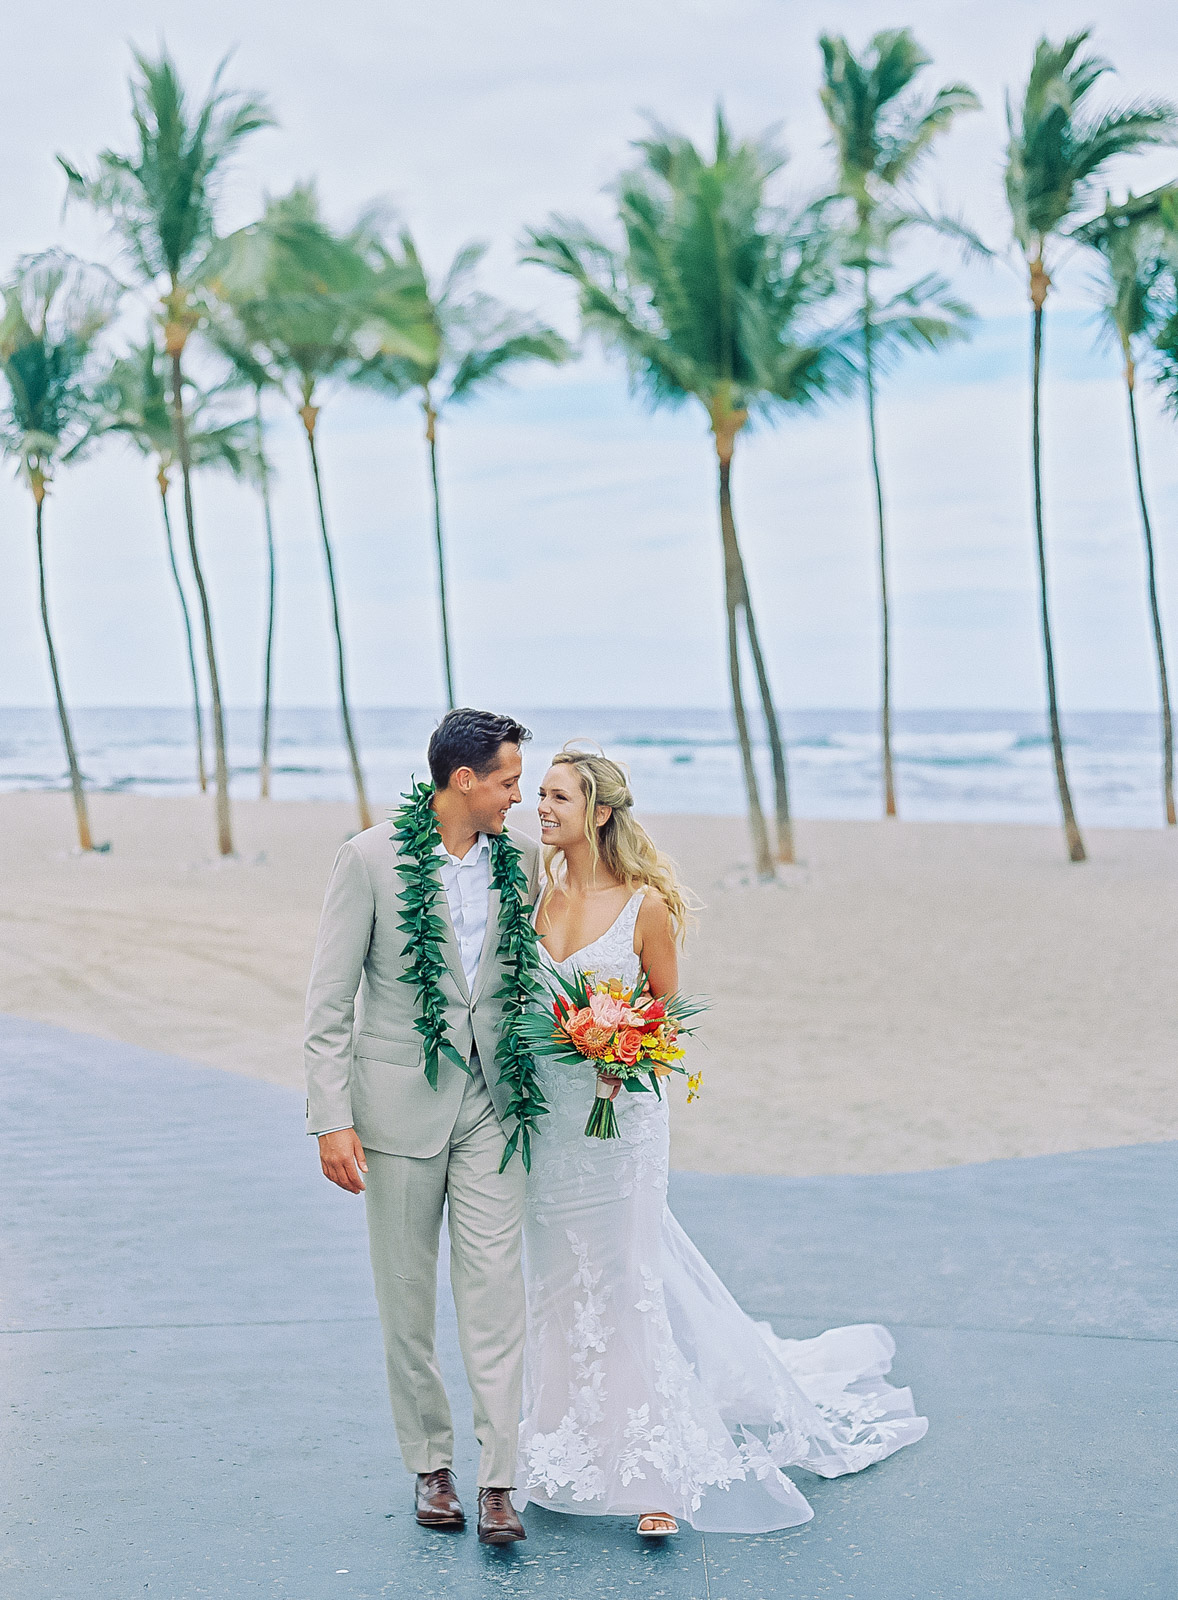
[{"left": 318, "top": 1128, "right": 368, "bottom": 1193}]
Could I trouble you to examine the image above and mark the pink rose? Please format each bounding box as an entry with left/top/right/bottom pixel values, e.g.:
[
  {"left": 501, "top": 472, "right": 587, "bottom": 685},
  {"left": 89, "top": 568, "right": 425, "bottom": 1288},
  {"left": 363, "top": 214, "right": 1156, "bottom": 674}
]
[{"left": 587, "top": 991, "right": 641, "bottom": 1031}]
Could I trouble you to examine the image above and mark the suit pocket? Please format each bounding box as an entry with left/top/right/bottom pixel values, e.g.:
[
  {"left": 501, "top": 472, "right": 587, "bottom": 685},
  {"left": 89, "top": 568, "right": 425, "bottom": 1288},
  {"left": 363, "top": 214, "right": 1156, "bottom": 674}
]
[{"left": 353, "top": 1031, "right": 424, "bottom": 1067}]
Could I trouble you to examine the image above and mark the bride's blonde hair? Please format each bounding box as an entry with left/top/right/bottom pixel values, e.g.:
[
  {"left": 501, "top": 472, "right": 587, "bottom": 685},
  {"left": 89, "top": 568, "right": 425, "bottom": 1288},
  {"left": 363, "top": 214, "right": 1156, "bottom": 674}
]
[{"left": 543, "top": 744, "right": 693, "bottom": 944}]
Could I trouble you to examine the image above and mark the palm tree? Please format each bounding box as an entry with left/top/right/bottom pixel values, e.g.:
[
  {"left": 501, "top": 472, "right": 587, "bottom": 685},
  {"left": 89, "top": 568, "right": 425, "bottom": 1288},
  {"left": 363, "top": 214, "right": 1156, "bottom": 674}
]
[
  {"left": 252, "top": 388, "right": 279, "bottom": 799},
  {"left": 358, "top": 235, "right": 571, "bottom": 708},
  {"left": 1077, "top": 188, "right": 1177, "bottom": 826},
  {"left": 819, "top": 29, "right": 981, "bottom": 818},
  {"left": 525, "top": 112, "right": 850, "bottom": 878},
  {"left": 204, "top": 322, "right": 282, "bottom": 797},
  {"left": 0, "top": 252, "right": 121, "bottom": 851},
  {"left": 1004, "top": 30, "right": 1177, "bottom": 863},
  {"left": 61, "top": 48, "right": 274, "bottom": 855},
  {"left": 76, "top": 339, "right": 254, "bottom": 795},
  {"left": 208, "top": 185, "right": 397, "bottom": 831}
]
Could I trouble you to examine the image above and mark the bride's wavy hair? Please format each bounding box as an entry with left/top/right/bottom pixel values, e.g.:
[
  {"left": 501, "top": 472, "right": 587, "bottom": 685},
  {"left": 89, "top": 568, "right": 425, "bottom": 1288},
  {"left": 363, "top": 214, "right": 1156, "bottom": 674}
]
[{"left": 543, "top": 744, "right": 694, "bottom": 944}]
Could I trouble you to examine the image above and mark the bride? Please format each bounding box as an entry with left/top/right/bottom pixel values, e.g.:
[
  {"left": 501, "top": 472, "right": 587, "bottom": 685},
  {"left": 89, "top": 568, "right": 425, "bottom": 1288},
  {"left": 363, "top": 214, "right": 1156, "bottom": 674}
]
[{"left": 517, "top": 745, "right": 927, "bottom": 1537}]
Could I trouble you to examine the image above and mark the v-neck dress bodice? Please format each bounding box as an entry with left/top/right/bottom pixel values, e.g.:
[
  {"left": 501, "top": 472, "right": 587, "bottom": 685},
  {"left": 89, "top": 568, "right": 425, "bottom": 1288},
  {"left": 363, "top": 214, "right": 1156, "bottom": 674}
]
[
  {"left": 538, "top": 888, "right": 645, "bottom": 991},
  {"left": 518, "top": 887, "right": 926, "bottom": 1531}
]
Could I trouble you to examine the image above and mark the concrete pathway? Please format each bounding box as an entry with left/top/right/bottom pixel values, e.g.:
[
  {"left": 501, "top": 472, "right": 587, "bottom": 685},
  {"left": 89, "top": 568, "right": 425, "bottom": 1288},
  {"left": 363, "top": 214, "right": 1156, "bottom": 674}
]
[{"left": 2, "top": 1015, "right": 1174, "bottom": 1599}]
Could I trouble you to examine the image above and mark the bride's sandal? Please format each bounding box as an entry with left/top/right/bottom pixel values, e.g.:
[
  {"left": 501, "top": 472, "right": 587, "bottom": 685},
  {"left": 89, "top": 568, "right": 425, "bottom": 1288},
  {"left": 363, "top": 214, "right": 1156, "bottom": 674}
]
[{"left": 636, "top": 1513, "right": 679, "bottom": 1539}]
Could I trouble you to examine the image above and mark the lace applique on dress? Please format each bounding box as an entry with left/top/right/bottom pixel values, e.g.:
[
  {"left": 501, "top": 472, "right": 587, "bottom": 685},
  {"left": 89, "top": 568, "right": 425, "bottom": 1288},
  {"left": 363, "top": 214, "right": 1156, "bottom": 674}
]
[
  {"left": 523, "top": 1232, "right": 611, "bottom": 1503},
  {"left": 616, "top": 1268, "right": 743, "bottom": 1511},
  {"left": 519, "top": 888, "right": 928, "bottom": 1531}
]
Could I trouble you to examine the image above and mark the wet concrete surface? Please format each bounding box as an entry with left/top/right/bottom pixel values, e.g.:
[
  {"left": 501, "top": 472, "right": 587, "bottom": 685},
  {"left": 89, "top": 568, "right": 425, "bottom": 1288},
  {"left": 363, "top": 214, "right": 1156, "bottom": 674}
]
[{"left": 2, "top": 1014, "right": 1174, "bottom": 1599}]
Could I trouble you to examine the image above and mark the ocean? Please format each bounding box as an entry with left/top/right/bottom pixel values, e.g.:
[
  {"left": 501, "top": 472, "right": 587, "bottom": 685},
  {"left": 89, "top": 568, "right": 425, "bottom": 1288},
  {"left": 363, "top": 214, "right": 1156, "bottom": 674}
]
[{"left": 0, "top": 706, "right": 1172, "bottom": 829}]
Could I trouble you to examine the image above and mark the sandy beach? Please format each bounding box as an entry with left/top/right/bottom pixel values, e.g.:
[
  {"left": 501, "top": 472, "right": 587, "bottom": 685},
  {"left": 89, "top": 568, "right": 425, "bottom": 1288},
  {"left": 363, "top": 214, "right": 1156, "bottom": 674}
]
[{"left": 2, "top": 789, "right": 1175, "bottom": 1176}]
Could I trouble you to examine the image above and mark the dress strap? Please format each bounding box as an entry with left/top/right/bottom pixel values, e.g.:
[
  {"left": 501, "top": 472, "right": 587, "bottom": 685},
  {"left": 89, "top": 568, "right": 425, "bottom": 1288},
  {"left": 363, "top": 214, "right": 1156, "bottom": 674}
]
[{"left": 621, "top": 887, "right": 646, "bottom": 946}]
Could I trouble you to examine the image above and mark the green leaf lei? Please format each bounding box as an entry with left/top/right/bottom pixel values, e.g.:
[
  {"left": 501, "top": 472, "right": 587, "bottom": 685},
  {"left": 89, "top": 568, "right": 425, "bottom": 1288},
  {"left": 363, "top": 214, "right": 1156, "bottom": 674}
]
[{"left": 391, "top": 780, "right": 548, "bottom": 1171}]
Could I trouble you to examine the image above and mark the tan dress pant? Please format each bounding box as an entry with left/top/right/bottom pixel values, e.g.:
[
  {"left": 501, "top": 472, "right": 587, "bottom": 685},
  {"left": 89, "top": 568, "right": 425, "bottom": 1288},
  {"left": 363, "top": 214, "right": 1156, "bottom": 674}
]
[{"left": 362, "top": 1057, "right": 526, "bottom": 1488}]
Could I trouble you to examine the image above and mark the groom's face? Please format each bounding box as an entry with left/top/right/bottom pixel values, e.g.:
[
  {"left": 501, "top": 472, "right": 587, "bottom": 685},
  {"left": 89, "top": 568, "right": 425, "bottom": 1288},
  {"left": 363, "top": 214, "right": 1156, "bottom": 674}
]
[{"left": 458, "top": 743, "right": 524, "bottom": 835}]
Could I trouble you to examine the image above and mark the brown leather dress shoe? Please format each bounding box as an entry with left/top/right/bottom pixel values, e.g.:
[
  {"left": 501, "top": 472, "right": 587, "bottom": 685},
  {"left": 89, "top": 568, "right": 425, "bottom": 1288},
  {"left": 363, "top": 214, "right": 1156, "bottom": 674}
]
[
  {"left": 415, "top": 1468, "right": 465, "bottom": 1529},
  {"left": 477, "top": 1487, "right": 526, "bottom": 1545}
]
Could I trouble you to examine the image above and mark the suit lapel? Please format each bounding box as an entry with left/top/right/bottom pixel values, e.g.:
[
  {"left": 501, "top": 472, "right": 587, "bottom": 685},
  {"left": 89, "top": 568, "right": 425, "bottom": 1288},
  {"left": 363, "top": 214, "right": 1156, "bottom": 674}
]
[
  {"left": 470, "top": 887, "right": 500, "bottom": 1005},
  {"left": 435, "top": 886, "right": 471, "bottom": 1001}
]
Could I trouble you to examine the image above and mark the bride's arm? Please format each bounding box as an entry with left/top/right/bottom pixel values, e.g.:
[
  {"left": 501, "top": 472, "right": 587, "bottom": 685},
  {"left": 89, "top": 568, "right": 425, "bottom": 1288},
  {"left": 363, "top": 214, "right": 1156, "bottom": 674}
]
[{"left": 635, "top": 891, "right": 677, "bottom": 997}]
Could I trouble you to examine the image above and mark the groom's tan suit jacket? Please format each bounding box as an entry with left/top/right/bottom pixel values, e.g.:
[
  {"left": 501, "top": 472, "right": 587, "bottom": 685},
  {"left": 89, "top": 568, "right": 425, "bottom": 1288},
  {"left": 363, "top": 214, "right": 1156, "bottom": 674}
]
[{"left": 304, "top": 820, "right": 543, "bottom": 1157}]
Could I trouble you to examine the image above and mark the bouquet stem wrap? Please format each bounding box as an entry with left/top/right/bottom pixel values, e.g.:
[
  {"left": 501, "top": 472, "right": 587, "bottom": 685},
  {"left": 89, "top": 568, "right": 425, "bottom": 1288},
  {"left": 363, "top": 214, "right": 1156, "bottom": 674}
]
[{"left": 585, "top": 1074, "right": 621, "bottom": 1139}]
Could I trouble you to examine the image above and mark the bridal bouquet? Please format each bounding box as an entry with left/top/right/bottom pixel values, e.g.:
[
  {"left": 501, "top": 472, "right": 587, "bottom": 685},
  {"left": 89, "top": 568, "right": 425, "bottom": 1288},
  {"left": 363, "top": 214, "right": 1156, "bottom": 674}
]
[{"left": 517, "top": 970, "right": 707, "bottom": 1140}]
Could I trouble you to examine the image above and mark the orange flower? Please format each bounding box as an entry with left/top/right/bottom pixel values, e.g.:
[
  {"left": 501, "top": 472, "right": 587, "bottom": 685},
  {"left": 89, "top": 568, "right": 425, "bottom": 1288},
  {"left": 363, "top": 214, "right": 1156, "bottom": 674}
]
[
  {"left": 565, "top": 1007, "right": 614, "bottom": 1059},
  {"left": 615, "top": 1026, "right": 643, "bottom": 1066}
]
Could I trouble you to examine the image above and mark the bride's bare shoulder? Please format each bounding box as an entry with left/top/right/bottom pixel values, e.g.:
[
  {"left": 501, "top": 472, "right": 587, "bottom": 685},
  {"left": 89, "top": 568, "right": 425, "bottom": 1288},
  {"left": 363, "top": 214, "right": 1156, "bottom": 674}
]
[
  {"left": 634, "top": 885, "right": 672, "bottom": 931},
  {"left": 534, "top": 882, "right": 569, "bottom": 930}
]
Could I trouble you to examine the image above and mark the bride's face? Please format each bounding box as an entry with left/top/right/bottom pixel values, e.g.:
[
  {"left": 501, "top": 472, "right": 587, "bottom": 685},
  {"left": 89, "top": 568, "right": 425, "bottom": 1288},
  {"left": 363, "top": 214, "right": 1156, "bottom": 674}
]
[{"left": 537, "top": 766, "right": 588, "bottom": 851}]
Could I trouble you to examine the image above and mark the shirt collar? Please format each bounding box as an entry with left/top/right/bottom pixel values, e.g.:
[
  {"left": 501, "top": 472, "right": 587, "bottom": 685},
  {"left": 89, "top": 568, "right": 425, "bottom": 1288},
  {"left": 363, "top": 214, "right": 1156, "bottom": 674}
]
[{"left": 435, "top": 833, "right": 491, "bottom": 867}]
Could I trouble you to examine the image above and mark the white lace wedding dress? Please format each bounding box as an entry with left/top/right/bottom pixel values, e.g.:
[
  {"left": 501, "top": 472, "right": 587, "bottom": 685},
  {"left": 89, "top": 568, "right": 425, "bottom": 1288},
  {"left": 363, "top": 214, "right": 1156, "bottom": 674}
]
[{"left": 516, "top": 890, "right": 928, "bottom": 1532}]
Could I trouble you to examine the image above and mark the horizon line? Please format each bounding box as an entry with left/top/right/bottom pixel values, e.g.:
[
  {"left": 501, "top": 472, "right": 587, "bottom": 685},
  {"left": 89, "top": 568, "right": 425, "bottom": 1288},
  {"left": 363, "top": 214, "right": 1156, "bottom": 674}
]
[{"left": 0, "top": 704, "right": 1167, "bottom": 719}]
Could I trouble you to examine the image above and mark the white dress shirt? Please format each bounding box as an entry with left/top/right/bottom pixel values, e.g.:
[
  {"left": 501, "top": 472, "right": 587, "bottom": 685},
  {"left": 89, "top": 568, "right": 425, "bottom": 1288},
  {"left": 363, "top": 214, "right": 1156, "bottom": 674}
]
[{"left": 436, "top": 833, "right": 492, "bottom": 991}]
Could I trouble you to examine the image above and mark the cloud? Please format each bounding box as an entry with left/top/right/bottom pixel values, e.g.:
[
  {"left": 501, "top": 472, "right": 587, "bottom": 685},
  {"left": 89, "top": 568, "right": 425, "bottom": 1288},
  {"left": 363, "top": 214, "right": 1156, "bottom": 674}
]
[{"left": 2, "top": 0, "right": 1177, "bottom": 713}]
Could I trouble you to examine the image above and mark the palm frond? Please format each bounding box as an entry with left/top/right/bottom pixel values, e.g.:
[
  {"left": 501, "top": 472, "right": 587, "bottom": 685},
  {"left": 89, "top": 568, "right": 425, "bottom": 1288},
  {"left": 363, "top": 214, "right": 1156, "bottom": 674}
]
[
  {"left": 820, "top": 28, "right": 979, "bottom": 202},
  {"left": 66, "top": 331, "right": 256, "bottom": 481},
  {"left": 353, "top": 228, "right": 573, "bottom": 409},
  {"left": 866, "top": 273, "right": 975, "bottom": 376},
  {"left": 524, "top": 118, "right": 849, "bottom": 425},
  {"left": 0, "top": 251, "right": 120, "bottom": 481},
  {"left": 447, "top": 326, "right": 572, "bottom": 405},
  {"left": 1075, "top": 185, "right": 1178, "bottom": 350},
  {"left": 206, "top": 184, "right": 384, "bottom": 404},
  {"left": 898, "top": 204, "right": 994, "bottom": 264},
  {"left": 357, "top": 233, "right": 442, "bottom": 378},
  {"left": 1151, "top": 268, "right": 1178, "bottom": 412},
  {"left": 878, "top": 82, "right": 983, "bottom": 186},
  {"left": 1005, "top": 31, "right": 1178, "bottom": 259},
  {"left": 438, "top": 241, "right": 490, "bottom": 309},
  {"left": 60, "top": 47, "right": 274, "bottom": 287}
]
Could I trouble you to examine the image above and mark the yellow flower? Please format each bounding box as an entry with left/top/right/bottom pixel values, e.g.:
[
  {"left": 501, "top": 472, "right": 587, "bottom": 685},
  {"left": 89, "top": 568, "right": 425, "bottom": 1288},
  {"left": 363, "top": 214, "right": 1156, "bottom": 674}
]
[
  {"left": 687, "top": 1071, "right": 703, "bottom": 1103},
  {"left": 652, "top": 1044, "right": 685, "bottom": 1064}
]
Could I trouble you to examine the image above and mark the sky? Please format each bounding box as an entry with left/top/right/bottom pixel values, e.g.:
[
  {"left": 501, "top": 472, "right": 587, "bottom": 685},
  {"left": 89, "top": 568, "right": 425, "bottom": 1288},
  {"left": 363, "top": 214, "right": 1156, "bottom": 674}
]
[{"left": 3, "top": 0, "right": 1178, "bottom": 712}]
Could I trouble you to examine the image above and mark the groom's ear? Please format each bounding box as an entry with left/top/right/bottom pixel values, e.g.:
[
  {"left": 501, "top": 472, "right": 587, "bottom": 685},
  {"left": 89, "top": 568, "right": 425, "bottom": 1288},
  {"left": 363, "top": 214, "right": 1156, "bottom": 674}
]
[{"left": 451, "top": 766, "right": 477, "bottom": 794}]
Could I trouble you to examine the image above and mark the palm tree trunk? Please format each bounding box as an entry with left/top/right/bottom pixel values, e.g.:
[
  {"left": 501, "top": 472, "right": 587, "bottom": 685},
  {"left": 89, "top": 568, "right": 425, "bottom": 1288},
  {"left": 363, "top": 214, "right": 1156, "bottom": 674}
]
[
  {"left": 730, "top": 539, "right": 794, "bottom": 863},
  {"left": 255, "top": 391, "right": 277, "bottom": 800},
  {"left": 34, "top": 492, "right": 92, "bottom": 852},
  {"left": 424, "top": 400, "right": 457, "bottom": 710},
  {"left": 1124, "top": 359, "right": 1176, "bottom": 826},
  {"left": 863, "top": 267, "right": 897, "bottom": 818},
  {"left": 300, "top": 407, "right": 372, "bottom": 831},
  {"left": 157, "top": 474, "right": 207, "bottom": 793},
  {"left": 717, "top": 449, "right": 773, "bottom": 880},
  {"left": 169, "top": 346, "right": 234, "bottom": 856},
  {"left": 1029, "top": 279, "right": 1085, "bottom": 862}
]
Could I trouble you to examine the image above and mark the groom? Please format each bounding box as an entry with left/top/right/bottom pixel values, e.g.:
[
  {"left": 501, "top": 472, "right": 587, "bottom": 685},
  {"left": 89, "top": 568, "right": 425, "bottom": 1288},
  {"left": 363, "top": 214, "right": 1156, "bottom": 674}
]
[{"left": 304, "top": 708, "right": 541, "bottom": 1545}]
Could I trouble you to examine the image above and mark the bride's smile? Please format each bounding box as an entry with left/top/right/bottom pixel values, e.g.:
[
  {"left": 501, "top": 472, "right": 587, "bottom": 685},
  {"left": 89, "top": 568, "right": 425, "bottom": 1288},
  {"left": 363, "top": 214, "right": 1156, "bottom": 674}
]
[{"left": 536, "top": 769, "right": 599, "bottom": 851}]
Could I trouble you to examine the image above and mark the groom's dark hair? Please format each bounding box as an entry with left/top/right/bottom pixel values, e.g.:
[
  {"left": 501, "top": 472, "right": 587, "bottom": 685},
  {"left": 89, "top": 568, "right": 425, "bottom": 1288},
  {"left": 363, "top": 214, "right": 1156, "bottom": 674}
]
[{"left": 428, "top": 708, "right": 531, "bottom": 789}]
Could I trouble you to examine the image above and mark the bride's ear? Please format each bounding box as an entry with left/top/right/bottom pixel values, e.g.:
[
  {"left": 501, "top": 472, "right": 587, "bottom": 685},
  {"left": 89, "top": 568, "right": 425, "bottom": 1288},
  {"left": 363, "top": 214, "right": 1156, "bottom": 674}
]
[{"left": 594, "top": 804, "right": 612, "bottom": 831}]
